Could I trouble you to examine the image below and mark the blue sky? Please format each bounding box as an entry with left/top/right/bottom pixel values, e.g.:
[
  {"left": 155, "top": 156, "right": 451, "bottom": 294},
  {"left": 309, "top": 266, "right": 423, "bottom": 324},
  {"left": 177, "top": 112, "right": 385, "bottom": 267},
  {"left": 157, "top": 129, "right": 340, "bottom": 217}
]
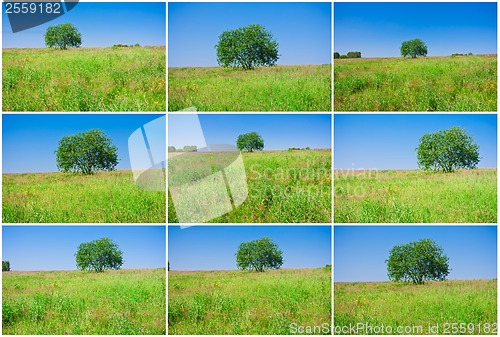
[
  {"left": 3, "top": 2, "right": 165, "bottom": 48},
  {"left": 335, "top": 226, "right": 497, "bottom": 282},
  {"left": 335, "top": 2, "right": 497, "bottom": 57},
  {"left": 3, "top": 114, "right": 165, "bottom": 173},
  {"left": 334, "top": 114, "right": 497, "bottom": 170},
  {"left": 169, "top": 2, "right": 331, "bottom": 67},
  {"left": 168, "top": 226, "right": 331, "bottom": 271},
  {"left": 169, "top": 114, "right": 332, "bottom": 150},
  {"left": 2, "top": 226, "right": 166, "bottom": 271}
]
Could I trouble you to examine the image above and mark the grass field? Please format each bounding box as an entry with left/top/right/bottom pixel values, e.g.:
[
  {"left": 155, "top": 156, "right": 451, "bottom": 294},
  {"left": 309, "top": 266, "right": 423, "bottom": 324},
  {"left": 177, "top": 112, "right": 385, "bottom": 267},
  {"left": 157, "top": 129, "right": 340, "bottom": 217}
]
[
  {"left": 2, "top": 269, "right": 166, "bottom": 335},
  {"left": 168, "top": 64, "right": 331, "bottom": 111},
  {"left": 334, "top": 55, "right": 497, "bottom": 111},
  {"left": 334, "top": 169, "right": 497, "bottom": 223},
  {"left": 3, "top": 47, "right": 165, "bottom": 111},
  {"left": 2, "top": 170, "right": 166, "bottom": 223},
  {"left": 169, "top": 268, "right": 332, "bottom": 334},
  {"left": 335, "top": 279, "right": 497, "bottom": 335},
  {"left": 168, "top": 150, "right": 332, "bottom": 223}
]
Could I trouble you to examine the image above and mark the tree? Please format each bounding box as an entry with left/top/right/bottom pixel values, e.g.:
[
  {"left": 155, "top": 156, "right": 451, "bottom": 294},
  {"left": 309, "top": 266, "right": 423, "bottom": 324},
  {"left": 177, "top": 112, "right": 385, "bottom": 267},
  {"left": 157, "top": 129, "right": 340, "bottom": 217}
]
[
  {"left": 75, "top": 237, "right": 123, "bottom": 272},
  {"left": 401, "top": 38, "right": 427, "bottom": 58},
  {"left": 44, "top": 23, "right": 82, "bottom": 50},
  {"left": 215, "top": 24, "right": 279, "bottom": 70},
  {"left": 347, "top": 51, "right": 361, "bottom": 58},
  {"left": 386, "top": 239, "right": 450, "bottom": 284},
  {"left": 168, "top": 146, "right": 176, "bottom": 153},
  {"left": 416, "top": 127, "right": 479, "bottom": 173},
  {"left": 2, "top": 261, "right": 10, "bottom": 272},
  {"left": 55, "top": 129, "right": 119, "bottom": 175},
  {"left": 334, "top": 52, "right": 340, "bottom": 59},
  {"left": 236, "top": 132, "right": 264, "bottom": 152},
  {"left": 236, "top": 237, "right": 283, "bottom": 272}
]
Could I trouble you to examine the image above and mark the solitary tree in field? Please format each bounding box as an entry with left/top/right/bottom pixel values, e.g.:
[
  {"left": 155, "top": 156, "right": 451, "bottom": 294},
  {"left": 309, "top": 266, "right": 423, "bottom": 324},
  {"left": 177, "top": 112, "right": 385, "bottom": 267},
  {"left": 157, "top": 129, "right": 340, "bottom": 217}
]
[
  {"left": 75, "top": 237, "right": 123, "bottom": 272},
  {"left": 236, "top": 237, "right": 283, "bottom": 272},
  {"left": 55, "top": 129, "right": 119, "bottom": 175},
  {"left": 45, "top": 23, "right": 82, "bottom": 50},
  {"left": 386, "top": 238, "right": 450, "bottom": 284},
  {"left": 215, "top": 24, "right": 279, "bottom": 70},
  {"left": 2, "top": 261, "right": 11, "bottom": 272},
  {"left": 400, "top": 38, "right": 427, "bottom": 58},
  {"left": 416, "top": 127, "right": 479, "bottom": 173},
  {"left": 236, "top": 132, "right": 264, "bottom": 152}
]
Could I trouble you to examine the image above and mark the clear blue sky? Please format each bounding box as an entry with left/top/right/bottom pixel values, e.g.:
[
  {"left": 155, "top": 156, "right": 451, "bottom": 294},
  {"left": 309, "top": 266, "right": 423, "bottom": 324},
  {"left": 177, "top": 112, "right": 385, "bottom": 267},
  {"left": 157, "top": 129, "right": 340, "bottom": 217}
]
[
  {"left": 335, "top": 226, "right": 497, "bottom": 282},
  {"left": 168, "top": 2, "right": 331, "bottom": 67},
  {"left": 334, "top": 114, "right": 497, "bottom": 170},
  {"left": 3, "top": 2, "right": 166, "bottom": 48},
  {"left": 169, "top": 114, "right": 332, "bottom": 150},
  {"left": 2, "top": 226, "right": 166, "bottom": 271},
  {"left": 168, "top": 225, "right": 331, "bottom": 271},
  {"left": 3, "top": 114, "right": 165, "bottom": 173},
  {"left": 335, "top": 2, "right": 497, "bottom": 57}
]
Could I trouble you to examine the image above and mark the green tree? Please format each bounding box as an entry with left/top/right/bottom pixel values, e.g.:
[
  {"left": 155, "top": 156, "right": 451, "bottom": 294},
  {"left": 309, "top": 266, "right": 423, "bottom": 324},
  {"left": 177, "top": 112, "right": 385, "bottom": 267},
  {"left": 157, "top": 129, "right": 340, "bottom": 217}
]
[
  {"left": 75, "top": 237, "right": 123, "bottom": 272},
  {"left": 215, "top": 24, "right": 279, "bottom": 70},
  {"left": 2, "top": 261, "right": 11, "bottom": 272},
  {"left": 44, "top": 23, "right": 82, "bottom": 50},
  {"left": 236, "top": 237, "right": 283, "bottom": 272},
  {"left": 236, "top": 132, "right": 264, "bottom": 152},
  {"left": 416, "top": 127, "right": 479, "bottom": 173},
  {"left": 168, "top": 146, "right": 176, "bottom": 153},
  {"left": 401, "top": 38, "right": 427, "bottom": 58},
  {"left": 334, "top": 52, "right": 340, "bottom": 59},
  {"left": 386, "top": 239, "right": 450, "bottom": 284},
  {"left": 55, "top": 129, "right": 119, "bottom": 175}
]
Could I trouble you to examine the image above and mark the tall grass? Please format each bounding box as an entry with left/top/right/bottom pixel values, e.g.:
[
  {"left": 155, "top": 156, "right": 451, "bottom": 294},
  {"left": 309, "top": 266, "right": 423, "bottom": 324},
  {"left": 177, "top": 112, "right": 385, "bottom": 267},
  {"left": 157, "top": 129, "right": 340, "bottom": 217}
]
[
  {"left": 2, "top": 269, "right": 166, "bottom": 335},
  {"left": 168, "top": 64, "right": 332, "bottom": 111},
  {"left": 168, "top": 150, "right": 332, "bottom": 223},
  {"left": 335, "top": 279, "right": 497, "bottom": 335},
  {"left": 3, "top": 170, "right": 166, "bottom": 223},
  {"left": 3, "top": 47, "right": 166, "bottom": 111},
  {"left": 334, "top": 55, "right": 497, "bottom": 111},
  {"left": 334, "top": 169, "right": 497, "bottom": 223},
  {"left": 169, "top": 268, "right": 332, "bottom": 335}
]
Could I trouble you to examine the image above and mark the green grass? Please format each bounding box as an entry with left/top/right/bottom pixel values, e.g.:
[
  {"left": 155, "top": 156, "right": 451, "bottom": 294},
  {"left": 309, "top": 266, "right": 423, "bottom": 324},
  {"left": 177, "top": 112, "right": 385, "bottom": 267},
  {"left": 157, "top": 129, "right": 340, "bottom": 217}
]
[
  {"left": 334, "top": 169, "right": 497, "bottom": 223},
  {"left": 168, "top": 64, "right": 332, "bottom": 111},
  {"left": 335, "top": 279, "right": 497, "bottom": 335},
  {"left": 168, "top": 150, "right": 332, "bottom": 223},
  {"left": 3, "top": 170, "right": 166, "bottom": 223},
  {"left": 3, "top": 47, "right": 165, "bottom": 111},
  {"left": 169, "top": 268, "right": 332, "bottom": 335},
  {"left": 2, "top": 269, "right": 166, "bottom": 335},
  {"left": 334, "top": 55, "right": 497, "bottom": 111}
]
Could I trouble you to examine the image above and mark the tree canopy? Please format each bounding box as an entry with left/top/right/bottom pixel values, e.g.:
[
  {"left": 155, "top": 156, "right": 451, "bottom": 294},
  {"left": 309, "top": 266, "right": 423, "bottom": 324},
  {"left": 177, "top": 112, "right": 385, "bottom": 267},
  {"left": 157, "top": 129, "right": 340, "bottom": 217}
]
[
  {"left": 215, "top": 24, "right": 279, "bottom": 70},
  {"left": 416, "top": 126, "right": 479, "bottom": 173},
  {"left": 236, "top": 132, "right": 264, "bottom": 152},
  {"left": 401, "top": 38, "right": 427, "bottom": 58},
  {"left": 236, "top": 237, "right": 283, "bottom": 272},
  {"left": 75, "top": 237, "right": 123, "bottom": 272},
  {"left": 55, "top": 129, "right": 119, "bottom": 175},
  {"left": 45, "top": 23, "right": 82, "bottom": 50},
  {"left": 2, "top": 261, "right": 11, "bottom": 272},
  {"left": 386, "top": 238, "right": 450, "bottom": 284}
]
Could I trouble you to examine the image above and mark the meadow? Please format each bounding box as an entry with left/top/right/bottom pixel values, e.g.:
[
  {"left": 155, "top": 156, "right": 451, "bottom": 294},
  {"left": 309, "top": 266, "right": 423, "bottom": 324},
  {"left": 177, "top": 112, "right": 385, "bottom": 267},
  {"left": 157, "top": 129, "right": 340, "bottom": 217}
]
[
  {"left": 335, "top": 279, "right": 497, "bottom": 335},
  {"left": 2, "top": 170, "right": 166, "bottom": 223},
  {"left": 169, "top": 268, "right": 332, "bottom": 334},
  {"left": 3, "top": 47, "right": 165, "bottom": 111},
  {"left": 168, "top": 149, "right": 332, "bottom": 223},
  {"left": 2, "top": 269, "right": 166, "bottom": 335},
  {"left": 168, "top": 64, "right": 331, "bottom": 111},
  {"left": 334, "top": 55, "right": 497, "bottom": 111},
  {"left": 334, "top": 169, "right": 497, "bottom": 223}
]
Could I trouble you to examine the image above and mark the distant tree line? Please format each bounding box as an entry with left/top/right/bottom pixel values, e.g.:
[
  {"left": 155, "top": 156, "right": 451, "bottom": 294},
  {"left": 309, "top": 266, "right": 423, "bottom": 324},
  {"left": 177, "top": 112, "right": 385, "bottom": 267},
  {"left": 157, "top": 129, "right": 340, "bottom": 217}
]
[
  {"left": 451, "top": 52, "right": 473, "bottom": 57},
  {"left": 168, "top": 145, "right": 198, "bottom": 153},
  {"left": 288, "top": 147, "right": 311, "bottom": 151},
  {"left": 334, "top": 51, "right": 361, "bottom": 59},
  {"left": 112, "top": 43, "right": 141, "bottom": 48}
]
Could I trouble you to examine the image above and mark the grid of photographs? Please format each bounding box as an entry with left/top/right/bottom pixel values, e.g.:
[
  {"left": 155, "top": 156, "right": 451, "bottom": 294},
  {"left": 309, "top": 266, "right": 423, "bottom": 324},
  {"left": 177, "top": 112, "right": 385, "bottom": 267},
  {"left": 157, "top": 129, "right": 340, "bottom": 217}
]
[{"left": 0, "top": 0, "right": 498, "bottom": 336}]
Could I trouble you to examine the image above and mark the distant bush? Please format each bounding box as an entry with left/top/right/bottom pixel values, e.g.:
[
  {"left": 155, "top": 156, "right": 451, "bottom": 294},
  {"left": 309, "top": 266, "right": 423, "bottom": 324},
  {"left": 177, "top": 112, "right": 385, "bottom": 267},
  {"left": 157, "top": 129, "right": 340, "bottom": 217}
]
[
  {"left": 3, "top": 261, "right": 10, "bottom": 271},
  {"left": 183, "top": 145, "right": 197, "bottom": 152},
  {"left": 134, "top": 43, "right": 141, "bottom": 47},
  {"left": 451, "top": 53, "right": 473, "bottom": 57},
  {"left": 334, "top": 52, "right": 340, "bottom": 59},
  {"left": 112, "top": 44, "right": 129, "bottom": 48},
  {"left": 168, "top": 146, "right": 176, "bottom": 153},
  {"left": 347, "top": 51, "right": 361, "bottom": 58},
  {"left": 339, "top": 55, "right": 348, "bottom": 59}
]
